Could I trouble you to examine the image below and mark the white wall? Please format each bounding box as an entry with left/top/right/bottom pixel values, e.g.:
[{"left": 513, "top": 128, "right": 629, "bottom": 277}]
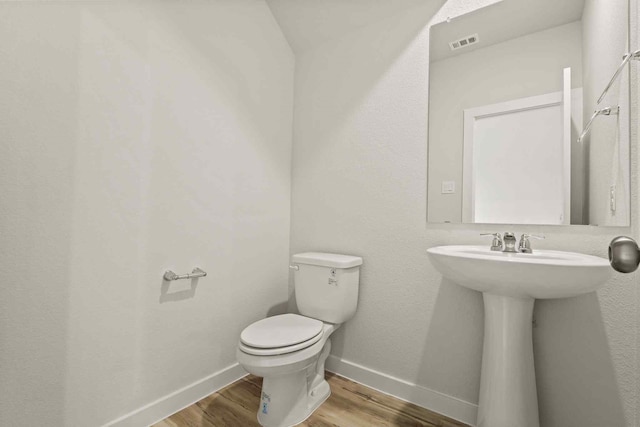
[
  {"left": 0, "top": 1, "right": 293, "bottom": 426},
  {"left": 291, "top": 0, "right": 640, "bottom": 426},
  {"left": 428, "top": 21, "right": 583, "bottom": 223}
]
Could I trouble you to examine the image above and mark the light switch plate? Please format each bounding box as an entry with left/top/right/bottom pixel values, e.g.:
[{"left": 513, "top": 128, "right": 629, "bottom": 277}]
[{"left": 441, "top": 181, "right": 456, "bottom": 194}]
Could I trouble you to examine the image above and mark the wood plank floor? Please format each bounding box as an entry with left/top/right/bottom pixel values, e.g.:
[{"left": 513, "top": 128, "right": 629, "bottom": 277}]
[{"left": 154, "top": 373, "right": 470, "bottom": 427}]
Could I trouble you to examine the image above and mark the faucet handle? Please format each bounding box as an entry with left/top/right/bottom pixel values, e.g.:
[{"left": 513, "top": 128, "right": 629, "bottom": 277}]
[
  {"left": 519, "top": 234, "right": 545, "bottom": 253},
  {"left": 481, "top": 233, "right": 503, "bottom": 251},
  {"left": 522, "top": 233, "right": 545, "bottom": 240}
]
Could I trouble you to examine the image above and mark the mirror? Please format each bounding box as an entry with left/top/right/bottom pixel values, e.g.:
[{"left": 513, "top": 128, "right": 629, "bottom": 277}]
[{"left": 427, "top": 0, "right": 631, "bottom": 226}]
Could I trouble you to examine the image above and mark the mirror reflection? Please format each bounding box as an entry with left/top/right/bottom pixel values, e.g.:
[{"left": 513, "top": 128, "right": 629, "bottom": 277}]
[{"left": 427, "top": 0, "right": 631, "bottom": 226}]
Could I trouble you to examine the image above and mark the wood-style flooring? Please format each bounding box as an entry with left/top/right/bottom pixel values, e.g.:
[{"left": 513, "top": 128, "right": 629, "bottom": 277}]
[{"left": 154, "top": 373, "right": 470, "bottom": 427}]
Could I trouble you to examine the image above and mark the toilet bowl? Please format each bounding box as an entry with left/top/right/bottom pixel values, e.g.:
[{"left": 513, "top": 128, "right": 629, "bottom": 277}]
[
  {"left": 237, "top": 315, "right": 338, "bottom": 427},
  {"left": 236, "top": 252, "right": 362, "bottom": 427}
]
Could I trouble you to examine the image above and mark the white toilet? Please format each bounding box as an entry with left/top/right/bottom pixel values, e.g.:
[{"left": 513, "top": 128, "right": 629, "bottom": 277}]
[{"left": 236, "top": 252, "right": 363, "bottom": 427}]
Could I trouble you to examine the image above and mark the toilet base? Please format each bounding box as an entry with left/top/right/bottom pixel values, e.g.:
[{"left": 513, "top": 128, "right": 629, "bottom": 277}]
[
  {"left": 255, "top": 340, "right": 332, "bottom": 427},
  {"left": 257, "top": 376, "right": 330, "bottom": 427}
]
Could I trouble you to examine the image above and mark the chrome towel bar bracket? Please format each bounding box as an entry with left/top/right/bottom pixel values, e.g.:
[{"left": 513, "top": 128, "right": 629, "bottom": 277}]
[
  {"left": 577, "top": 105, "right": 619, "bottom": 144},
  {"left": 163, "top": 267, "right": 207, "bottom": 281},
  {"left": 577, "top": 50, "right": 638, "bottom": 144},
  {"left": 597, "top": 49, "right": 640, "bottom": 105}
]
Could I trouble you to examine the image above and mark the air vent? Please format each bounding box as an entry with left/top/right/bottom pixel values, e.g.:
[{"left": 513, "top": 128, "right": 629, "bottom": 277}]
[{"left": 449, "top": 33, "right": 479, "bottom": 51}]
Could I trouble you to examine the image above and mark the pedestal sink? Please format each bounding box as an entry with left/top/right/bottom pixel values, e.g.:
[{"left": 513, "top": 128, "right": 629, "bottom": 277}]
[{"left": 427, "top": 245, "right": 611, "bottom": 427}]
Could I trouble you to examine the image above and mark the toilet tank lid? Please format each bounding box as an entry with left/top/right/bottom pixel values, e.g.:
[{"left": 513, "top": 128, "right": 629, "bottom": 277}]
[{"left": 292, "top": 252, "right": 363, "bottom": 268}]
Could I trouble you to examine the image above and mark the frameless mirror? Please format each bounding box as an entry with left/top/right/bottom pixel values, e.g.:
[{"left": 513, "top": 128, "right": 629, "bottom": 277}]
[{"left": 427, "top": 0, "right": 631, "bottom": 226}]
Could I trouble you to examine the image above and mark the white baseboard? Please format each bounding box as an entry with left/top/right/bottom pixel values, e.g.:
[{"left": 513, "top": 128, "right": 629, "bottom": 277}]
[
  {"left": 326, "top": 355, "right": 478, "bottom": 427},
  {"left": 101, "top": 357, "right": 476, "bottom": 427},
  {"left": 102, "top": 363, "right": 247, "bottom": 427}
]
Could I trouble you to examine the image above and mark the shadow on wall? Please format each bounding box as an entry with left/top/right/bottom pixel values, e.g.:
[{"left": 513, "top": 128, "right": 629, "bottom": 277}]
[
  {"left": 534, "top": 293, "right": 626, "bottom": 427},
  {"left": 414, "top": 279, "right": 484, "bottom": 406},
  {"left": 571, "top": 112, "right": 586, "bottom": 225},
  {"left": 149, "top": 1, "right": 291, "bottom": 167},
  {"left": 159, "top": 277, "right": 201, "bottom": 303},
  {"left": 266, "top": 301, "right": 289, "bottom": 318},
  {"left": 292, "top": 0, "right": 445, "bottom": 168}
]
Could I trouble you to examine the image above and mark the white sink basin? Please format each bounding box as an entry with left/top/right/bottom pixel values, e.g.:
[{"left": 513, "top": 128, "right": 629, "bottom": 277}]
[
  {"left": 427, "top": 245, "right": 611, "bottom": 299},
  {"left": 427, "top": 245, "right": 611, "bottom": 427}
]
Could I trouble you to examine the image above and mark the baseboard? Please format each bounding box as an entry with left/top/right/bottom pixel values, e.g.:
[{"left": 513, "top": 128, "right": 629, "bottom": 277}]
[
  {"left": 102, "top": 363, "right": 247, "bottom": 427},
  {"left": 101, "top": 356, "right": 476, "bottom": 426},
  {"left": 326, "top": 355, "right": 478, "bottom": 427}
]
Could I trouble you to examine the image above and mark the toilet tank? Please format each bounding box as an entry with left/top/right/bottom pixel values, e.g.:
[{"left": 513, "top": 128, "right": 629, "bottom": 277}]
[{"left": 291, "top": 252, "right": 363, "bottom": 324}]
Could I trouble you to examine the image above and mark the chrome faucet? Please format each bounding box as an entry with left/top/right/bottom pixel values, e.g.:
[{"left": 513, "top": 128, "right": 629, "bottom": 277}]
[
  {"left": 518, "top": 234, "right": 545, "bottom": 254},
  {"left": 481, "top": 233, "right": 503, "bottom": 251},
  {"left": 503, "top": 232, "right": 517, "bottom": 253},
  {"left": 483, "top": 232, "right": 545, "bottom": 253}
]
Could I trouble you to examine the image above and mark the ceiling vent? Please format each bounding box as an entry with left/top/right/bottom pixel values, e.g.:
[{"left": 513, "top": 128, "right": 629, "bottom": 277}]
[{"left": 449, "top": 33, "right": 480, "bottom": 51}]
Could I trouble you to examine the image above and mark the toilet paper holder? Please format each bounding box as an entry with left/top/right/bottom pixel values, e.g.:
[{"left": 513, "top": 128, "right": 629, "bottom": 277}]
[{"left": 163, "top": 267, "right": 207, "bottom": 281}]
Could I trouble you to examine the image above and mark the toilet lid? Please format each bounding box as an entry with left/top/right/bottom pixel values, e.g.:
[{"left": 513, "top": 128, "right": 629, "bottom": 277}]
[{"left": 240, "top": 314, "right": 323, "bottom": 349}]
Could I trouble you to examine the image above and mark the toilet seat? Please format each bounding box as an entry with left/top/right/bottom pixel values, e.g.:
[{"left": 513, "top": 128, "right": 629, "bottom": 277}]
[
  {"left": 240, "top": 314, "right": 324, "bottom": 356},
  {"left": 239, "top": 331, "right": 323, "bottom": 356}
]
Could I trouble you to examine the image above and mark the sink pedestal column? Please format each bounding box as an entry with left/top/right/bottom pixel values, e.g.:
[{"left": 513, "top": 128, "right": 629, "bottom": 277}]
[{"left": 478, "top": 293, "right": 539, "bottom": 427}]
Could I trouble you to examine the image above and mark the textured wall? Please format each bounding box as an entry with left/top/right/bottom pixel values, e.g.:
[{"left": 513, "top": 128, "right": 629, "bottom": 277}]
[
  {"left": 583, "top": 0, "right": 631, "bottom": 226},
  {"left": 0, "top": 1, "right": 293, "bottom": 425},
  {"left": 291, "top": 0, "right": 639, "bottom": 426}
]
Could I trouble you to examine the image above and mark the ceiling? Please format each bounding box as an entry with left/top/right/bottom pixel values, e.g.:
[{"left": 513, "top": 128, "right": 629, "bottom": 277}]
[
  {"left": 265, "top": 0, "right": 446, "bottom": 53},
  {"left": 430, "top": 0, "right": 586, "bottom": 62}
]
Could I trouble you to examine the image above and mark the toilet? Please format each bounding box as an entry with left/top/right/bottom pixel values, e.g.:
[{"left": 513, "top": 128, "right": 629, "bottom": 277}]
[{"left": 236, "top": 252, "right": 363, "bottom": 427}]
